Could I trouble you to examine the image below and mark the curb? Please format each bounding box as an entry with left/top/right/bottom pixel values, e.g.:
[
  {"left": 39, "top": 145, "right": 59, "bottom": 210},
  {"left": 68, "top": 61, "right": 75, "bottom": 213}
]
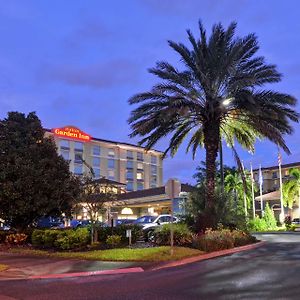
[
  {"left": 28, "top": 267, "right": 144, "bottom": 280},
  {"left": 152, "top": 241, "right": 266, "bottom": 271}
]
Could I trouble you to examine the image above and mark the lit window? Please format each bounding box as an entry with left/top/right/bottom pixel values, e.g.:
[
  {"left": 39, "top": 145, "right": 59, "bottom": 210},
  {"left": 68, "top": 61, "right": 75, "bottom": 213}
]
[
  {"left": 60, "top": 139, "right": 70, "bottom": 149},
  {"left": 60, "top": 149, "right": 70, "bottom": 160},
  {"left": 126, "top": 182, "right": 133, "bottom": 191},
  {"left": 74, "top": 153, "right": 83, "bottom": 163},
  {"left": 92, "top": 145, "right": 101, "bottom": 156},
  {"left": 108, "top": 159, "right": 115, "bottom": 169},
  {"left": 93, "top": 157, "right": 100, "bottom": 167},
  {"left": 137, "top": 162, "right": 143, "bottom": 170},
  {"left": 93, "top": 168, "right": 100, "bottom": 179},
  {"left": 127, "top": 160, "right": 134, "bottom": 169},
  {"left": 127, "top": 150, "right": 133, "bottom": 159},
  {"left": 151, "top": 155, "right": 157, "bottom": 164},
  {"left": 108, "top": 170, "right": 115, "bottom": 180},
  {"left": 74, "top": 164, "right": 83, "bottom": 175},
  {"left": 74, "top": 142, "right": 83, "bottom": 151},
  {"left": 108, "top": 149, "right": 115, "bottom": 157},
  {"left": 137, "top": 182, "right": 144, "bottom": 190},
  {"left": 127, "top": 171, "right": 133, "bottom": 180},
  {"left": 137, "top": 172, "right": 143, "bottom": 180},
  {"left": 137, "top": 152, "right": 143, "bottom": 161}
]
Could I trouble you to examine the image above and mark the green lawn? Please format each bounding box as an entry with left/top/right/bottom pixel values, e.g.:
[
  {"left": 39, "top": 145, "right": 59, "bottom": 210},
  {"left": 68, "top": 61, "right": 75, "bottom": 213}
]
[
  {"left": 11, "top": 246, "right": 203, "bottom": 262},
  {"left": 0, "top": 264, "right": 8, "bottom": 272}
]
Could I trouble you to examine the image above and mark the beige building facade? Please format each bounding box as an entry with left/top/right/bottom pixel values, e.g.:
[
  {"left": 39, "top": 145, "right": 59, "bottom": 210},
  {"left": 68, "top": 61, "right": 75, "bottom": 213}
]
[
  {"left": 253, "top": 162, "right": 300, "bottom": 194},
  {"left": 45, "top": 126, "right": 163, "bottom": 192}
]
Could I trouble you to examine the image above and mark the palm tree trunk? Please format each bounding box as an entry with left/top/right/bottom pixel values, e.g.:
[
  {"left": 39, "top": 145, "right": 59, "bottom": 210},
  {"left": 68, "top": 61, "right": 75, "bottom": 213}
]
[
  {"left": 219, "top": 139, "right": 224, "bottom": 195},
  {"left": 203, "top": 122, "right": 220, "bottom": 228}
]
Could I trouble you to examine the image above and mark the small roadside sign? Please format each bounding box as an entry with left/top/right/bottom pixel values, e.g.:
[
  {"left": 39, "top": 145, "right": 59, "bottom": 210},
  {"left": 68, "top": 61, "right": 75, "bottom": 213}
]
[{"left": 126, "top": 229, "right": 132, "bottom": 238}]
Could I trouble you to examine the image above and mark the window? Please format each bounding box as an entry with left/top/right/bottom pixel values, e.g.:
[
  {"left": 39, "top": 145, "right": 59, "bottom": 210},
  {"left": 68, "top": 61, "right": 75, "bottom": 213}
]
[
  {"left": 108, "top": 170, "right": 115, "bottom": 180},
  {"left": 127, "top": 160, "right": 134, "bottom": 169},
  {"left": 272, "top": 171, "right": 278, "bottom": 179},
  {"left": 93, "top": 168, "right": 100, "bottom": 179},
  {"left": 137, "top": 152, "right": 143, "bottom": 161},
  {"left": 137, "top": 172, "right": 143, "bottom": 180},
  {"left": 151, "top": 165, "right": 157, "bottom": 175},
  {"left": 137, "top": 182, "right": 144, "bottom": 190},
  {"left": 151, "top": 175, "right": 157, "bottom": 184},
  {"left": 60, "top": 149, "right": 69, "bottom": 160},
  {"left": 127, "top": 150, "right": 133, "bottom": 159},
  {"left": 137, "top": 162, "right": 143, "bottom": 170},
  {"left": 126, "top": 171, "right": 133, "bottom": 180},
  {"left": 92, "top": 145, "right": 101, "bottom": 156},
  {"left": 151, "top": 183, "right": 157, "bottom": 188},
  {"left": 151, "top": 155, "right": 157, "bottom": 164},
  {"left": 74, "top": 153, "right": 83, "bottom": 163},
  {"left": 60, "top": 139, "right": 70, "bottom": 149},
  {"left": 108, "top": 149, "right": 115, "bottom": 157},
  {"left": 126, "top": 182, "right": 133, "bottom": 191},
  {"left": 93, "top": 157, "right": 100, "bottom": 167},
  {"left": 74, "top": 142, "right": 83, "bottom": 151},
  {"left": 74, "top": 164, "right": 83, "bottom": 175},
  {"left": 108, "top": 159, "right": 115, "bottom": 169}
]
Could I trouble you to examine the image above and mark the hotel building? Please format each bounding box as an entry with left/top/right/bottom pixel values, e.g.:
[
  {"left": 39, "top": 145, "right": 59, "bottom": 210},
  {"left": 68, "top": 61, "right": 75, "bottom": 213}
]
[{"left": 45, "top": 126, "right": 163, "bottom": 192}]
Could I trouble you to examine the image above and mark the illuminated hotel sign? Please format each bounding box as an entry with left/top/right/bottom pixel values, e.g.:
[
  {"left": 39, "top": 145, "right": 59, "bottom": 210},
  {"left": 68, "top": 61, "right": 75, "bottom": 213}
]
[{"left": 52, "top": 126, "right": 91, "bottom": 142}]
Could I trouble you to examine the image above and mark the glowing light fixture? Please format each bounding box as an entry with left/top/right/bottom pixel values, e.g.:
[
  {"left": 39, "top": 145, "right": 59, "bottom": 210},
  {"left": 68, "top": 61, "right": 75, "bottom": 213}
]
[{"left": 121, "top": 207, "right": 133, "bottom": 215}]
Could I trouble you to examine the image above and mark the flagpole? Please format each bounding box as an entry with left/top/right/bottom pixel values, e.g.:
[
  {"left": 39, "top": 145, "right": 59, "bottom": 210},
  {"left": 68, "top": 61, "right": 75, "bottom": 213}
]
[
  {"left": 241, "top": 161, "right": 248, "bottom": 217},
  {"left": 278, "top": 150, "right": 284, "bottom": 223},
  {"left": 250, "top": 163, "right": 255, "bottom": 219},
  {"left": 259, "top": 164, "right": 264, "bottom": 217}
]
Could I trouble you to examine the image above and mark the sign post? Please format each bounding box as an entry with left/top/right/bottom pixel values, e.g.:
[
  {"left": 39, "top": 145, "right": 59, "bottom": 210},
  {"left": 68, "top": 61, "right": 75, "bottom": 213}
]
[
  {"left": 165, "top": 178, "right": 181, "bottom": 255},
  {"left": 126, "top": 229, "right": 132, "bottom": 247}
]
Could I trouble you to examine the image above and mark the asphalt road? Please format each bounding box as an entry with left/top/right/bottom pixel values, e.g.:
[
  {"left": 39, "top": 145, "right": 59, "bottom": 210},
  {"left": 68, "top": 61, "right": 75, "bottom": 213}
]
[{"left": 1, "top": 233, "right": 300, "bottom": 300}]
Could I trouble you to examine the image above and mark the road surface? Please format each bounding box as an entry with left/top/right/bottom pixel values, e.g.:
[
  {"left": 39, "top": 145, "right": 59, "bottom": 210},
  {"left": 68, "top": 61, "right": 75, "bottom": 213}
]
[{"left": 1, "top": 233, "right": 300, "bottom": 299}]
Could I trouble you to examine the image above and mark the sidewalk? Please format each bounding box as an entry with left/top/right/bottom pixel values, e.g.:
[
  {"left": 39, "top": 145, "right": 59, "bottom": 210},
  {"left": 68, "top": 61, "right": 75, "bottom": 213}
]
[{"left": 0, "top": 252, "right": 152, "bottom": 280}]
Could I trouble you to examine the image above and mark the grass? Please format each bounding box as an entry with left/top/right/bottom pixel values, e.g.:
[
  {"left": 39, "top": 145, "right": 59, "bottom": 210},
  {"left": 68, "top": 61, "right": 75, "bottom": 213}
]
[
  {"left": 0, "top": 264, "right": 8, "bottom": 272},
  {"left": 10, "top": 246, "right": 204, "bottom": 262}
]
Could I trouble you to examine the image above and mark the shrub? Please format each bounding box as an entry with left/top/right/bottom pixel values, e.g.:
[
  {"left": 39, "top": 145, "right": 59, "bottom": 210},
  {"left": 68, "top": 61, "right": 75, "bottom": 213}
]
[
  {"left": 192, "top": 228, "right": 256, "bottom": 252},
  {"left": 192, "top": 229, "right": 234, "bottom": 252},
  {"left": 55, "top": 228, "right": 90, "bottom": 250},
  {"left": 230, "top": 230, "right": 257, "bottom": 247},
  {"left": 31, "top": 228, "right": 90, "bottom": 250},
  {"left": 106, "top": 235, "right": 122, "bottom": 247},
  {"left": 97, "top": 224, "right": 142, "bottom": 244},
  {"left": 5, "top": 233, "right": 28, "bottom": 245},
  {"left": 153, "top": 223, "right": 193, "bottom": 246},
  {"left": 0, "top": 230, "right": 15, "bottom": 243},
  {"left": 247, "top": 217, "right": 268, "bottom": 232}
]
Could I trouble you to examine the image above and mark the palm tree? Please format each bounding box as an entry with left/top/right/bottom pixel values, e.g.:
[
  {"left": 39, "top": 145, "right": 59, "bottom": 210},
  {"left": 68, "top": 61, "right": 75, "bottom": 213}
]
[
  {"left": 283, "top": 168, "right": 300, "bottom": 217},
  {"left": 128, "top": 21, "right": 298, "bottom": 228}
]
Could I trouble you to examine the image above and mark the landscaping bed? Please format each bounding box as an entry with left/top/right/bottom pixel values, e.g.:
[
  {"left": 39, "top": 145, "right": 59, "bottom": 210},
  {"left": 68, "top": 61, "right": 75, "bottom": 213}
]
[{"left": 10, "top": 246, "right": 203, "bottom": 262}]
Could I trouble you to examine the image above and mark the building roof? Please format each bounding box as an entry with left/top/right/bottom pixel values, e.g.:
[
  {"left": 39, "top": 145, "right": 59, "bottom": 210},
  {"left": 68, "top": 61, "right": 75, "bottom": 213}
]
[
  {"left": 91, "top": 178, "right": 126, "bottom": 186},
  {"left": 253, "top": 162, "right": 300, "bottom": 172},
  {"left": 117, "top": 184, "right": 195, "bottom": 201},
  {"left": 254, "top": 190, "right": 280, "bottom": 201},
  {"left": 44, "top": 128, "right": 163, "bottom": 154}
]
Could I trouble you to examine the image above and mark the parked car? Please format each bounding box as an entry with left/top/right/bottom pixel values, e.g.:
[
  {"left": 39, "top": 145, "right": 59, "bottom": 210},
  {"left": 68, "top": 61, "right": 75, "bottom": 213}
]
[
  {"left": 0, "top": 221, "right": 10, "bottom": 231},
  {"left": 292, "top": 218, "right": 300, "bottom": 225},
  {"left": 116, "top": 219, "right": 136, "bottom": 226},
  {"left": 36, "top": 217, "right": 64, "bottom": 229},
  {"left": 135, "top": 214, "right": 179, "bottom": 240}
]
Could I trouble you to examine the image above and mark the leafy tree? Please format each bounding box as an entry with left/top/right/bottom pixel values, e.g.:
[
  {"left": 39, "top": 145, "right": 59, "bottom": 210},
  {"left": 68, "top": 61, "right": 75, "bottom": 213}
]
[
  {"left": 128, "top": 21, "right": 298, "bottom": 228},
  {"left": 0, "top": 112, "right": 80, "bottom": 230},
  {"left": 283, "top": 168, "right": 300, "bottom": 216},
  {"left": 76, "top": 176, "right": 119, "bottom": 243}
]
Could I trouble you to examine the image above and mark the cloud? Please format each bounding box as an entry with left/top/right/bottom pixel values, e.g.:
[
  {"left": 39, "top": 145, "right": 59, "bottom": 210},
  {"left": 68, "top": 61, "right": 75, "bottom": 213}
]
[
  {"left": 64, "top": 21, "right": 111, "bottom": 48},
  {"left": 38, "top": 59, "right": 140, "bottom": 89}
]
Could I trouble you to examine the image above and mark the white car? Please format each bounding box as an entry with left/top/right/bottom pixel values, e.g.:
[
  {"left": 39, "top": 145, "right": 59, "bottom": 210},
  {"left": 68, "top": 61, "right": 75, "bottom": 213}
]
[{"left": 135, "top": 214, "right": 178, "bottom": 240}]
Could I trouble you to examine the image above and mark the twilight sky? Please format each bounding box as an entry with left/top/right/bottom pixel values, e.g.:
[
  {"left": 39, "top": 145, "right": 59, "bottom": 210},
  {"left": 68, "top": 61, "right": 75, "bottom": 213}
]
[{"left": 1, "top": 0, "right": 300, "bottom": 185}]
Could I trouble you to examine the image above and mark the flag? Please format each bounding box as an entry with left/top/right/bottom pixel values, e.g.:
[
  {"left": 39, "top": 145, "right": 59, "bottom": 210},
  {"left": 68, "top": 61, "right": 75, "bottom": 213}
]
[{"left": 258, "top": 164, "right": 263, "bottom": 187}]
